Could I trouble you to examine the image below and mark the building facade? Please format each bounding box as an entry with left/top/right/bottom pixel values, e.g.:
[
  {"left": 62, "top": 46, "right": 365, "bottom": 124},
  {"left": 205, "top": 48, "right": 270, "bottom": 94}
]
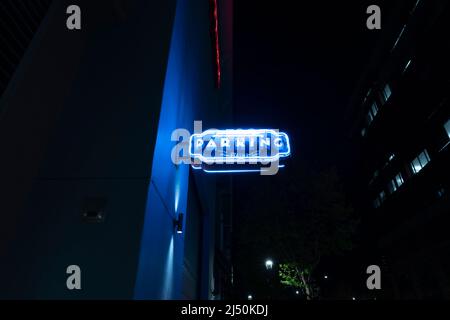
[
  {"left": 347, "top": 0, "right": 450, "bottom": 299},
  {"left": 0, "top": 0, "right": 233, "bottom": 299}
]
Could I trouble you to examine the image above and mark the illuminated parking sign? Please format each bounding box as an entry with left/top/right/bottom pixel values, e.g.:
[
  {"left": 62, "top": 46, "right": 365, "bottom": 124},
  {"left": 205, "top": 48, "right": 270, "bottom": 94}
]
[{"left": 189, "top": 129, "right": 290, "bottom": 173}]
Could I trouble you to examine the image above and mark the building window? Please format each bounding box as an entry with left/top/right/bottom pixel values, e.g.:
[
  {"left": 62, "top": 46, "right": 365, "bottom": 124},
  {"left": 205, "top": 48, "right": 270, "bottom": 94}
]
[
  {"left": 388, "top": 181, "right": 396, "bottom": 194},
  {"left": 403, "top": 60, "right": 412, "bottom": 74},
  {"left": 395, "top": 173, "right": 404, "bottom": 187},
  {"left": 374, "top": 190, "right": 387, "bottom": 208},
  {"left": 392, "top": 25, "right": 406, "bottom": 52},
  {"left": 388, "top": 173, "right": 404, "bottom": 194},
  {"left": 380, "top": 84, "right": 392, "bottom": 104},
  {"left": 366, "top": 101, "right": 379, "bottom": 125},
  {"left": 379, "top": 191, "right": 386, "bottom": 202},
  {"left": 371, "top": 102, "right": 378, "bottom": 117},
  {"left": 374, "top": 198, "right": 381, "bottom": 208},
  {"left": 445, "top": 119, "right": 450, "bottom": 139},
  {"left": 411, "top": 150, "right": 431, "bottom": 174},
  {"left": 367, "top": 113, "right": 373, "bottom": 125},
  {"left": 363, "top": 88, "right": 372, "bottom": 103},
  {"left": 361, "top": 128, "right": 367, "bottom": 137},
  {"left": 373, "top": 170, "right": 380, "bottom": 179},
  {"left": 411, "top": 0, "right": 422, "bottom": 14}
]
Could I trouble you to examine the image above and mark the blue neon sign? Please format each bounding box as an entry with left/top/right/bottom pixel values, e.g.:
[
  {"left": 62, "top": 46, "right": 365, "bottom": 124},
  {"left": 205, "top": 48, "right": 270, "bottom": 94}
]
[{"left": 189, "top": 129, "right": 291, "bottom": 173}]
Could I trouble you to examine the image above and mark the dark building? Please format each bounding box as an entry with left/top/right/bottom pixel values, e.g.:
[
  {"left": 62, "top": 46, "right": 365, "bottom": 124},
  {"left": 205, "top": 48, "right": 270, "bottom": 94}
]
[
  {"left": 0, "top": 0, "right": 53, "bottom": 97},
  {"left": 347, "top": 0, "right": 450, "bottom": 299},
  {"left": 0, "top": 0, "right": 233, "bottom": 299}
]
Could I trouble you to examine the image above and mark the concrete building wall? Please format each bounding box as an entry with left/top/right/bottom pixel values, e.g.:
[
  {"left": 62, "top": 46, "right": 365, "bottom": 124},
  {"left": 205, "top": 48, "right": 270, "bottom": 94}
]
[
  {"left": 0, "top": 0, "right": 176, "bottom": 299},
  {"left": 0, "top": 0, "right": 232, "bottom": 300}
]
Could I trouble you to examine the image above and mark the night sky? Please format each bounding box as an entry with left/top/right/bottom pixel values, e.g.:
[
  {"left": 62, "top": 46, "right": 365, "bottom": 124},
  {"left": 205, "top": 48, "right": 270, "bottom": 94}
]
[
  {"left": 232, "top": 0, "right": 396, "bottom": 298},
  {"left": 233, "top": 1, "right": 395, "bottom": 170}
]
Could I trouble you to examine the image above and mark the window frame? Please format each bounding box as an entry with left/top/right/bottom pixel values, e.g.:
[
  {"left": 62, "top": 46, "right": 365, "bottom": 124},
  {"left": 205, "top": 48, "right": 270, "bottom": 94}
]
[
  {"left": 444, "top": 119, "right": 450, "bottom": 139},
  {"left": 380, "top": 84, "right": 392, "bottom": 104},
  {"left": 410, "top": 150, "right": 431, "bottom": 174}
]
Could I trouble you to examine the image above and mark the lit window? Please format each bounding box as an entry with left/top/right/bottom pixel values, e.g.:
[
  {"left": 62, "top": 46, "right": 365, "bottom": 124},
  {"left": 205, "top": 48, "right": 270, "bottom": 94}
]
[
  {"left": 395, "top": 173, "right": 404, "bottom": 187},
  {"left": 403, "top": 60, "right": 412, "bottom": 74},
  {"left": 379, "top": 191, "right": 386, "bottom": 203},
  {"left": 380, "top": 84, "right": 392, "bottom": 104},
  {"left": 411, "top": 150, "right": 431, "bottom": 174},
  {"left": 373, "top": 190, "right": 386, "bottom": 208},
  {"left": 388, "top": 180, "right": 397, "bottom": 194},
  {"left": 445, "top": 119, "right": 450, "bottom": 139},
  {"left": 363, "top": 89, "right": 372, "bottom": 103},
  {"left": 411, "top": 0, "right": 421, "bottom": 14},
  {"left": 361, "top": 128, "right": 367, "bottom": 137},
  {"left": 371, "top": 102, "right": 378, "bottom": 117},
  {"left": 388, "top": 173, "right": 404, "bottom": 194},
  {"left": 367, "top": 112, "right": 374, "bottom": 125},
  {"left": 366, "top": 101, "right": 379, "bottom": 125},
  {"left": 392, "top": 25, "right": 406, "bottom": 52}
]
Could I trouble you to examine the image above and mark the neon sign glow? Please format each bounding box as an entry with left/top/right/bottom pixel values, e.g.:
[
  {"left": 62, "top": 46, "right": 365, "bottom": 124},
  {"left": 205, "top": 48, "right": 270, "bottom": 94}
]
[{"left": 189, "top": 129, "right": 291, "bottom": 174}]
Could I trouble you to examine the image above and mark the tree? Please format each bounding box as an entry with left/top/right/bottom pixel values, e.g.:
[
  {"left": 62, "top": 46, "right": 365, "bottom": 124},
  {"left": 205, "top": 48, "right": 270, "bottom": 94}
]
[{"left": 237, "top": 167, "right": 357, "bottom": 299}]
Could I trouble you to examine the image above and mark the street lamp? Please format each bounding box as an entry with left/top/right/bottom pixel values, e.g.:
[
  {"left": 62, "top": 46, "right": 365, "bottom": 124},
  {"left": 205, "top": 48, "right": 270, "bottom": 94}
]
[
  {"left": 265, "top": 259, "right": 274, "bottom": 270},
  {"left": 248, "top": 294, "right": 253, "bottom": 300},
  {"left": 264, "top": 259, "right": 274, "bottom": 300}
]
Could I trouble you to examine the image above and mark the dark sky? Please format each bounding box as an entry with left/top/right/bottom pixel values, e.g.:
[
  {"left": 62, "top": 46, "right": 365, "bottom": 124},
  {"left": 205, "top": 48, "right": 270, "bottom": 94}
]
[
  {"left": 233, "top": 1, "right": 393, "bottom": 171},
  {"left": 231, "top": 0, "right": 396, "bottom": 297}
]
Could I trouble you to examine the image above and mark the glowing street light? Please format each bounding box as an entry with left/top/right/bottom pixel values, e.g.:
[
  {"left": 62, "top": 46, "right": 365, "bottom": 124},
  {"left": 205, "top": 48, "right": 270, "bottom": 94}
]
[
  {"left": 248, "top": 294, "right": 253, "bottom": 300},
  {"left": 265, "top": 259, "right": 274, "bottom": 270}
]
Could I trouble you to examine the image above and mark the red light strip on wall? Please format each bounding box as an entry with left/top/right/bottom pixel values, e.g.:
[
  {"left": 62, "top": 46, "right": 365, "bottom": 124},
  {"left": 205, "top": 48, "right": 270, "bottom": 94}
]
[{"left": 211, "top": 0, "right": 221, "bottom": 88}]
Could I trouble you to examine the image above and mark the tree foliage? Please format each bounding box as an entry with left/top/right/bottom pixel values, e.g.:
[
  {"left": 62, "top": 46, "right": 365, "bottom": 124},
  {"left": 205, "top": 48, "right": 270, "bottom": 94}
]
[
  {"left": 278, "top": 263, "right": 305, "bottom": 288},
  {"left": 237, "top": 166, "right": 358, "bottom": 299}
]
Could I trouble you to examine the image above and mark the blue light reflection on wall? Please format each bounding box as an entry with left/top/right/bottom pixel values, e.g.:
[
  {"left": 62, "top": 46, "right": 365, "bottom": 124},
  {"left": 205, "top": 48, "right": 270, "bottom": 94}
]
[
  {"left": 162, "top": 236, "right": 174, "bottom": 299},
  {"left": 133, "top": 0, "right": 190, "bottom": 300},
  {"left": 134, "top": 0, "right": 218, "bottom": 299}
]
